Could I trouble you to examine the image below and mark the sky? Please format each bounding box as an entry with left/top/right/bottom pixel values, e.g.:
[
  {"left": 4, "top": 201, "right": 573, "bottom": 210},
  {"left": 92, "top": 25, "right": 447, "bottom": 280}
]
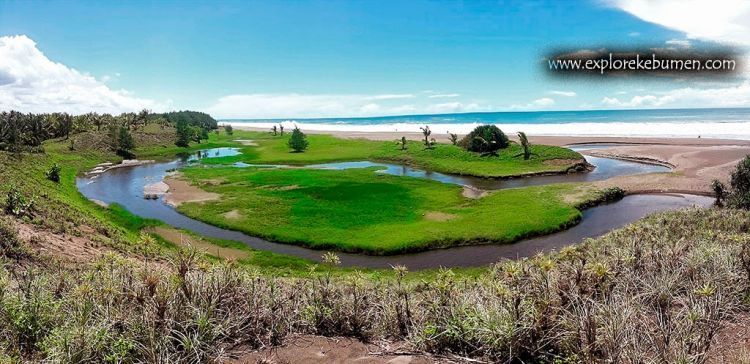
[{"left": 1, "top": 0, "right": 749, "bottom": 118}]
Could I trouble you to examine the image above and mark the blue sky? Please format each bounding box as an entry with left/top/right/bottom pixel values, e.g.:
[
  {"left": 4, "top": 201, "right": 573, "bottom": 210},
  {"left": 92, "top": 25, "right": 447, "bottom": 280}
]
[{"left": 0, "top": 0, "right": 748, "bottom": 118}]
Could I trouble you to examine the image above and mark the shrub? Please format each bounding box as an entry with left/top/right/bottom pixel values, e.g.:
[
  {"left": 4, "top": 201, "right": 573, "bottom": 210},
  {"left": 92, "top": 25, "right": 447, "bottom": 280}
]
[
  {"left": 4, "top": 185, "right": 34, "bottom": 218},
  {"left": 728, "top": 155, "right": 750, "bottom": 209},
  {"left": 288, "top": 127, "right": 309, "bottom": 152},
  {"left": 447, "top": 132, "right": 458, "bottom": 146},
  {"left": 116, "top": 127, "right": 135, "bottom": 159},
  {"left": 225, "top": 124, "right": 233, "bottom": 135},
  {"left": 714, "top": 155, "right": 750, "bottom": 210},
  {"left": 0, "top": 208, "right": 748, "bottom": 362},
  {"left": 45, "top": 164, "right": 61, "bottom": 183},
  {"left": 711, "top": 179, "right": 727, "bottom": 206},
  {"left": 459, "top": 124, "right": 509, "bottom": 155},
  {"left": 175, "top": 119, "right": 191, "bottom": 148}
]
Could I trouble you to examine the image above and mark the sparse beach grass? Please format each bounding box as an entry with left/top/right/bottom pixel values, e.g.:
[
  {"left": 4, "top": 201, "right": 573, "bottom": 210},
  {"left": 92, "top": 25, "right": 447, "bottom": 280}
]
[{"left": 1, "top": 208, "right": 747, "bottom": 362}]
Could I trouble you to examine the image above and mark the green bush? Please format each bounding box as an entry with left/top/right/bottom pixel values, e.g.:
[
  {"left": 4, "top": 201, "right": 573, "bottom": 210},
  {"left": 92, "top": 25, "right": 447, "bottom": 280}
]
[
  {"left": 713, "top": 155, "right": 750, "bottom": 210},
  {"left": 225, "top": 124, "right": 233, "bottom": 135},
  {"left": 45, "top": 164, "right": 61, "bottom": 183},
  {"left": 175, "top": 119, "right": 191, "bottom": 148},
  {"left": 459, "top": 124, "right": 509, "bottom": 155},
  {"left": 711, "top": 179, "right": 727, "bottom": 206},
  {"left": 728, "top": 155, "right": 750, "bottom": 209},
  {"left": 288, "top": 127, "right": 309, "bottom": 152},
  {"left": 4, "top": 185, "right": 34, "bottom": 218}
]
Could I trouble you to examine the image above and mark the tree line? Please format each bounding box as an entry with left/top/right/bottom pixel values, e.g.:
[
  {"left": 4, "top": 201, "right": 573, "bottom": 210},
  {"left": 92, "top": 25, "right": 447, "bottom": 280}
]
[{"left": 0, "top": 109, "right": 217, "bottom": 154}]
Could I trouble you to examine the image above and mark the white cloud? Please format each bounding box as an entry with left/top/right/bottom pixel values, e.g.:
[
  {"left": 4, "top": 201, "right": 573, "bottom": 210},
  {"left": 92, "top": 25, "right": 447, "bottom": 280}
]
[
  {"left": 0, "top": 35, "right": 165, "bottom": 114},
  {"left": 665, "top": 39, "right": 692, "bottom": 48},
  {"left": 428, "top": 93, "right": 460, "bottom": 98},
  {"left": 509, "top": 97, "right": 556, "bottom": 111},
  {"left": 424, "top": 102, "right": 483, "bottom": 114},
  {"left": 601, "top": 81, "right": 750, "bottom": 108},
  {"left": 549, "top": 90, "right": 577, "bottom": 97},
  {"left": 204, "top": 93, "right": 489, "bottom": 118},
  {"left": 607, "top": 0, "right": 750, "bottom": 46},
  {"left": 366, "top": 94, "right": 415, "bottom": 100}
]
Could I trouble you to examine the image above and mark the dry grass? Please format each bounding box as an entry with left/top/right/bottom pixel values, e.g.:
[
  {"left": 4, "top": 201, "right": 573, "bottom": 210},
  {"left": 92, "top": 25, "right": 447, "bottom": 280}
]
[{"left": 0, "top": 208, "right": 748, "bottom": 362}]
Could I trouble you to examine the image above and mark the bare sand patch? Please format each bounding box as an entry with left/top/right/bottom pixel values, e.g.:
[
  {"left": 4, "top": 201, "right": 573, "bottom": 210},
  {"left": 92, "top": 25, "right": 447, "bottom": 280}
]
[
  {"left": 143, "top": 181, "right": 169, "bottom": 199},
  {"left": 13, "top": 221, "right": 168, "bottom": 270},
  {"left": 17, "top": 223, "right": 108, "bottom": 263},
  {"left": 90, "top": 199, "right": 109, "bottom": 208},
  {"left": 204, "top": 178, "right": 227, "bottom": 186},
  {"left": 258, "top": 184, "right": 300, "bottom": 191},
  {"left": 163, "top": 174, "right": 220, "bottom": 207},
  {"left": 234, "top": 139, "right": 258, "bottom": 146},
  {"left": 462, "top": 185, "right": 487, "bottom": 199},
  {"left": 86, "top": 159, "right": 155, "bottom": 176},
  {"left": 221, "top": 335, "right": 433, "bottom": 364},
  {"left": 151, "top": 226, "right": 249, "bottom": 260},
  {"left": 223, "top": 209, "right": 242, "bottom": 220},
  {"left": 424, "top": 211, "right": 457, "bottom": 222},
  {"left": 583, "top": 144, "right": 750, "bottom": 194}
]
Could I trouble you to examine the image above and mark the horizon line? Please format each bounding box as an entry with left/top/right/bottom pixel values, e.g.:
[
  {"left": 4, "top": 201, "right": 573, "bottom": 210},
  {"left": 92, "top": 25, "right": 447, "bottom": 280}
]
[{"left": 217, "top": 106, "right": 750, "bottom": 121}]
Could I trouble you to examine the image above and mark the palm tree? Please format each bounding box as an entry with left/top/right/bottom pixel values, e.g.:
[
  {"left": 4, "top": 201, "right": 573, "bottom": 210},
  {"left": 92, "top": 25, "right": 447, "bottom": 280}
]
[
  {"left": 515, "top": 131, "right": 533, "bottom": 160},
  {"left": 447, "top": 132, "right": 458, "bottom": 145},
  {"left": 420, "top": 125, "right": 433, "bottom": 149},
  {"left": 135, "top": 109, "right": 150, "bottom": 130}
]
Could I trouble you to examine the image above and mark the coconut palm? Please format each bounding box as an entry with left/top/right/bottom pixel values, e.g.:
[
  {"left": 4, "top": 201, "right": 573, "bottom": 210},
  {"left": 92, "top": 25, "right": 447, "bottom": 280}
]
[
  {"left": 420, "top": 125, "right": 434, "bottom": 149},
  {"left": 515, "top": 131, "right": 534, "bottom": 160}
]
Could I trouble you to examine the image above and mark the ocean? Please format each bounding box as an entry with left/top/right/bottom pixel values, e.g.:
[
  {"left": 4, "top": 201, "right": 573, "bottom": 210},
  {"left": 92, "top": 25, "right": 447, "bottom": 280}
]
[{"left": 223, "top": 108, "right": 750, "bottom": 139}]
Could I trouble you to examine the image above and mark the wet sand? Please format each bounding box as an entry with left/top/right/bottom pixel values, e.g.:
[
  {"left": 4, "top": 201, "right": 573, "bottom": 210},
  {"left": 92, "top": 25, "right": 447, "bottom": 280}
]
[
  {"left": 584, "top": 144, "right": 750, "bottom": 194},
  {"left": 163, "top": 174, "right": 220, "bottom": 207}
]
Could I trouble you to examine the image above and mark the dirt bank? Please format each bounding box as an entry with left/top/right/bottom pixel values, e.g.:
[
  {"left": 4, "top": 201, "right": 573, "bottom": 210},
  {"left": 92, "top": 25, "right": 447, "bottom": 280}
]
[{"left": 221, "top": 335, "right": 441, "bottom": 364}]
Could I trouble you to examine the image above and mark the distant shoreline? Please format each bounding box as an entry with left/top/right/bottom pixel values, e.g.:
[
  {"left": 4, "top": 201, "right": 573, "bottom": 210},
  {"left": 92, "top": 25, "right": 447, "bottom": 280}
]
[
  {"left": 230, "top": 124, "right": 750, "bottom": 145},
  {"left": 226, "top": 121, "right": 750, "bottom": 140},
  {"left": 230, "top": 125, "right": 750, "bottom": 196}
]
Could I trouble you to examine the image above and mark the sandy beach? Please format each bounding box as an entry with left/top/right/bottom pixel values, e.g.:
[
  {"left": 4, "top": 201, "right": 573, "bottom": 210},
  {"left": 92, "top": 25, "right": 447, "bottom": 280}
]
[{"left": 234, "top": 125, "right": 750, "bottom": 195}]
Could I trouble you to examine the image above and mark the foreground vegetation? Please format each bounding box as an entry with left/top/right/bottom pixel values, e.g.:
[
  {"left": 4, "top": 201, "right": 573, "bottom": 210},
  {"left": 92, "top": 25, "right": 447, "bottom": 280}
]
[
  {"left": 201, "top": 130, "right": 585, "bottom": 178},
  {"left": 1, "top": 208, "right": 748, "bottom": 362},
  {"left": 3, "top": 111, "right": 748, "bottom": 362},
  {"left": 176, "top": 165, "right": 595, "bottom": 254}
]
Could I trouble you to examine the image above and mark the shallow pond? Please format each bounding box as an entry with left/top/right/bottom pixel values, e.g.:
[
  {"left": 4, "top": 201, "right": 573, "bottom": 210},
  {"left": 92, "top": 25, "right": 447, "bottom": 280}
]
[{"left": 76, "top": 147, "right": 708, "bottom": 269}]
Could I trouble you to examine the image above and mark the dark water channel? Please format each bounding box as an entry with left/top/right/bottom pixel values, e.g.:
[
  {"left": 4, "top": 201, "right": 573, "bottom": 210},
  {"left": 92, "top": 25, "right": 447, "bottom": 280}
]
[{"left": 76, "top": 147, "right": 710, "bottom": 269}]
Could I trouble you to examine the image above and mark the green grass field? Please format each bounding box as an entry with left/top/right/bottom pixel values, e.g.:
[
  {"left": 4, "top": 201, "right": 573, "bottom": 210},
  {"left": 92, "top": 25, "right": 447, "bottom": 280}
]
[
  {"left": 0, "top": 128, "right": 494, "bottom": 277},
  {"left": 201, "top": 130, "right": 584, "bottom": 177},
  {"left": 175, "top": 165, "right": 592, "bottom": 254}
]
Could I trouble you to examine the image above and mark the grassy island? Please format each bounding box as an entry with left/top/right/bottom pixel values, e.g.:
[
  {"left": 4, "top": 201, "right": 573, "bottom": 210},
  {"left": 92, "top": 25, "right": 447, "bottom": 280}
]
[
  {"left": 168, "top": 128, "right": 598, "bottom": 254},
  {"left": 175, "top": 165, "right": 594, "bottom": 254},
  {"left": 200, "top": 131, "right": 586, "bottom": 178}
]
